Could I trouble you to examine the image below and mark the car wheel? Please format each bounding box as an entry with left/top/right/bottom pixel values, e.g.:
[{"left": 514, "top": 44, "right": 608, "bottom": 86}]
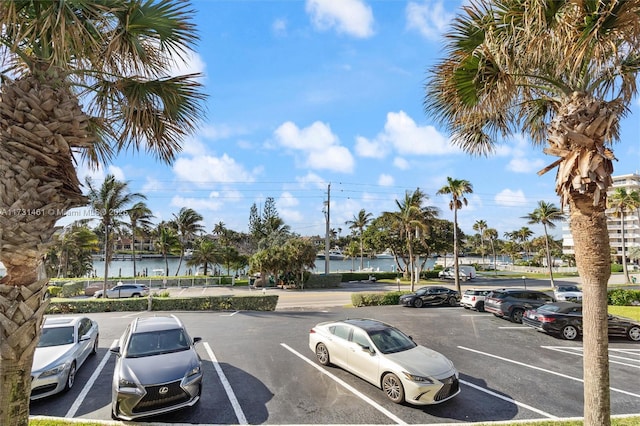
[
  {"left": 413, "top": 298, "right": 423, "bottom": 308},
  {"left": 132, "top": 293, "right": 140, "bottom": 298},
  {"left": 477, "top": 301, "right": 485, "bottom": 312},
  {"left": 315, "top": 343, "right": 330, "bottom": 366},
  {"left": 382, "top": 373, "right": 405, "bottom": 404},
  {"left": 111, "top": 406, "right": 120, "bottom": 421},
  {"left": 91, "top": 335, "right": 99, "bottom": 355},
  {"left": 64, "top": 361, "right": 76, "bottom": 391},
  {"left": 510, "top": 308, "right": 524, "bottom": 323},
  {"left": 448, "top": 296, "right": 458, "bottom": 306},
  {"left": 627, "top": 326, "right": 640, "bottom": 341},
  {"left": 463, "top": 305, "right": 470, "bottom": 310},
  {"left": 561, "top": 325, "right": 579, "bottom": 340}
]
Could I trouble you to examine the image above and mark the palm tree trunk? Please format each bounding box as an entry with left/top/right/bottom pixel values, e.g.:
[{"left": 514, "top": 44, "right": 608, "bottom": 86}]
[
  {"left": 453, "top": 208, "right": 461, "bottom": 295},
  {"left": 569, "top": 194, "right": 611, "bottom": 426},
  {"left": 543, "top": 223, "right": 555, "bottom": 288},
  {"left": 620, "top": 212, "right": 630, "bottom": 283}
]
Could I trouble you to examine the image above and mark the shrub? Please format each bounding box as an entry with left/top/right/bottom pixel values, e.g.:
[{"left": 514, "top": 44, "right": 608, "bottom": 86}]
[
  {"left": 47, "top": 286, "right": 63, "bottom": 298},
  {"left": 46, "top": 294, "right": 279, "bottom": 314},
  {"left": 351, "top": 291, "right": 407, "bottom": 307},
  {"left": 608, "top": 289, "right": 640, "bottom": 306}
]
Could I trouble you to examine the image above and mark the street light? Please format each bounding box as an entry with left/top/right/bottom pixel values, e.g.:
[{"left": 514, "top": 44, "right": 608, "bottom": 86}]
[{"left": 522, "top": 275, "right": 527, "bottom": 289}]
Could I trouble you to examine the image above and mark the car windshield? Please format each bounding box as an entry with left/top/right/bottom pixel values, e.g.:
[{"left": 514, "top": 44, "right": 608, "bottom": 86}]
[
  {"left": 558, "top": 286, "right": 580, "bottom": 292},
  {"left": 38, "top": 326, "right": 74, "bottom": 347},
  {"left": 367, "top": 327, "right": 417, "bottom": 354},
  {"left": 126, "top": 329, "right": 190, "bottom": 358}
]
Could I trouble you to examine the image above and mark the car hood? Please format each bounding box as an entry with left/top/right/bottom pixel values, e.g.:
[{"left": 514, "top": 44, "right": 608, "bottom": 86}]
[
  {"left": 121, "top": 349, "right": 200, "bottom": 385},
  {"left": 399, "top": 294, "right": 417, "bottom": 300},
  {"left": 32, "top": 344, "right": 74, "bottom": 373},
  {"left": 385, "top": 345, "right": 454, "bottom": 378}
]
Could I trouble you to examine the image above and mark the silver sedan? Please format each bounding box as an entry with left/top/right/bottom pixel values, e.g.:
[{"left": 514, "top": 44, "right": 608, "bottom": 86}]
[
  {"left": 309, "top": 318, "right": 460, "bottom": 405},
  {"left": 31, "top": 316, "right": 99, "bottom": 400},
  {"left": 110, "top": 315, "right": 203, "bottom": 421}
]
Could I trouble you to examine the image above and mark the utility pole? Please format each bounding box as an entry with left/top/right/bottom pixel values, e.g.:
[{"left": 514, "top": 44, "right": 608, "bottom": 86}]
[{"left": 324, "top": 183, "right": 331, "bottom": 274}]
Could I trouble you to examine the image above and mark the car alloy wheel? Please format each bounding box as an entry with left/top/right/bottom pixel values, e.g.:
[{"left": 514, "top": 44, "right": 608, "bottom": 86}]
[
  {"left": 448, "top": 296, "right": 457, "bottom": 306},
  {"left": 382, "top": 373, "right": 405, "bottom": 404},
  {"left": 64, "top": 361, "right": 76, "bottom": 391},
  {"left": 413, "top": 298, "right": 423, "bottom": 308},
  {"left": 510, "top": 309, "right": 524, "bottom": 323},
  {"left": 477, "top": 302, "right": 485, "bottom": 312},
  {"left": 627, "top": 326, "right": 640, "bottom": 341},
  {"left": 562, "top": 325, "right": 579, "bottom": 340},
  {"left": 316, "top": 343, "right": 330, "bottom": 366}
]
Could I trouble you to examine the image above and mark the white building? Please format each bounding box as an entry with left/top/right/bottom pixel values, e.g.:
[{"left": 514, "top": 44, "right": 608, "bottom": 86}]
[{"left": 562, "top": 173, "right": 640, "bottom": 264}]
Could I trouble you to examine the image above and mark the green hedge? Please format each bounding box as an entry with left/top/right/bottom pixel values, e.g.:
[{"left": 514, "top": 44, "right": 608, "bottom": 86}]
[
  {"left": 351, "top": 291, "right": 407, "bottom": 307},
  {"left": 46, "top": 295, "right": 278, "bottom": 314},
  {"left": 305, "top": 274, "right": 342, "bottom": 288},
  {"left": 608, "top": 289, "right": 640, "bottom": 306}
]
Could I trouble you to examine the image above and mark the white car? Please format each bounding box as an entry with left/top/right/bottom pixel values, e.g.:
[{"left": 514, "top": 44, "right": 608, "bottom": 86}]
[
  {"left": 309, "top": 318, "right": 460, "bottom": 405},
  {"left": 438, "top": 265, "right": 477, "bottom": 281},
  {"left": 461, "top": 289, "right": 490, "bottom": 311},
  {"left": 31, "top": 316, "right": 99, "bottom": 399},
  {"left": 94, "top": 283, "right": 149, "bottom": 298},
  {"left": 554, "top": 285, "right": 583, "bottom": 302}
]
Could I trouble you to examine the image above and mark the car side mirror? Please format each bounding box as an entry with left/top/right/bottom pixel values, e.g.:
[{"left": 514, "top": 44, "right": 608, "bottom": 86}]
[
  {"left": 109, "top": 346, "right": 121, "bottom": 356},
  {"left": 193, "top": 337, "right": 202, "bottom": 344},
  {"left": 361, "top": 345, "right": 375, "bottom": 355},
  {"left": 80, "top": 334, "right": 90, "bottom": 342}
]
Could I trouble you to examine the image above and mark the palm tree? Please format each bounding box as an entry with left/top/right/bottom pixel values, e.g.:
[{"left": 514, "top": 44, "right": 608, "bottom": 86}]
[
  {"left": 0, "top": 2, "right": 205, "bottom": 420},
  {"left": 155, "top": 223, "right": 181, "bottom": 277},
  {"left": 187, "top": 237, "right": 219, "bottom": 276},
  {"left": 386, "top": 188, "right": 435, "bottom": 290},
  {"left": 608, "top": 188, "right": 640, "bottom": 283},
  {"left": 472, "top": 220, "right": 488, "bottom": 267},
  {"left": 86, "top": 175, "right": 144, "bottom": 295},
  {"left": 485, "top": 228, "right": 499, "bottom": 276},
  {"left": 515, "top": 227, "right": 534, "bottom": 260},
  {"left": 523, "top": 201, "right": 565, "bottom": 287},
  {"left": 424, "top": 2, "right": 640, "bottom": 423},
  {"left": 345, "top": 209, "right": 373, "bottom": 271},
  {"left": 171, "top": 207, "right": 205, "bottom": 276},
  {"left": 127, "top": 201, "right": 155, "bottom": 278},
  {"left": 436, "top": 177, "right": 473, "bottom": 295}
]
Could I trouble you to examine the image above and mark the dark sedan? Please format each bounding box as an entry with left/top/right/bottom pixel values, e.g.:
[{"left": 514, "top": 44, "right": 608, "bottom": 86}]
[
  {"left": 399, "top": 286, "right": 460, "bottom": 308},
  {"left": 522, "top": 302, "right": 640, "bottom": 341}
]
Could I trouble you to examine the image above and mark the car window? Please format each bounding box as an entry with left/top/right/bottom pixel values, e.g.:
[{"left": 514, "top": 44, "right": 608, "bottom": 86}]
[
  {"left": 38, "top": 326, "right": 75, "bottom": 347},
  {"left": 368, "top": 327, "right": 417, "bottom": 354},
  {"left": 329, "top": 325, "right": 351, "bottom": 340},
  {"left": 126, "top": 329, "right": 190, "bottom": 357},
  {"left": 351, "top": 328, "right": 371, "bottom": 348}
]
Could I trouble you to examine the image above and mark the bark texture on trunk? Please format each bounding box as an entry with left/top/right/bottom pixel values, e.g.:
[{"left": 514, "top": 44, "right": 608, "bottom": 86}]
[
  {"left": 0, "top": 75, "right": 92, "bottom": 425},
  {"left": 570, "top": 194, "right": 611, "bottom": 426}
]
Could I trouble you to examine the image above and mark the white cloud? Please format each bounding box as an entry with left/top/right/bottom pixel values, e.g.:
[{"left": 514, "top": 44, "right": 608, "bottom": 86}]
[
  {"left": 357, "top": 111, "right": 457, "bottom": 159},
  {"left": 393, "top": 157, "right": 410, "bottom": 170},
  {"left": 167, "top": 48, "right": 206, "bottom": 77},
  {"left": 278, "top": 191, "right": 299, "bottom": 208},
  {"left": 506, "top": 156, "right": 546, "bottom": 174},
  {"left": 170, "top": 195, "right": 223, "bottom": 211},
  {"left": 274, "top": 121, "right": 355, "bottom": 173},
  {"left": 378, "top": 174, "right": 394, "bottom": 186},
  {"left": 406, "top": 0, "right": 454, "bottom": 41},
  {"left": 306, "top": 0, "right": 374, "bottom": 38},
  {"left": 272, "top": 18, "right": 288, "bottom": 36},
  {"left": 173, "top": 153, "right": 255, "bottom": 185},
  {"left": 495, "top": 189, "right": 527, "bottom": 207}
]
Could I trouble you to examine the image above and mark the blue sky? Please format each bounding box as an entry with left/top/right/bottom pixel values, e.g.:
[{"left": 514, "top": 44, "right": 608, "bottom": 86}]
[{"left": 71, "top": 0, "right": 640, "bottom": 240}]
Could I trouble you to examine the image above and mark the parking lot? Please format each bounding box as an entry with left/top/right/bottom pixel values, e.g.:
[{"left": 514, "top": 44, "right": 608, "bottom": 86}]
[{"left": 30, "top": 300, "right": 640, "bottom": 425}]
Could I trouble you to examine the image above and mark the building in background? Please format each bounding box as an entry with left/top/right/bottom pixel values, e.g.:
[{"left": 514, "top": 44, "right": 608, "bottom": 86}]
[{"left": 562, "top": 173, "right": 640, "bottom": 265}]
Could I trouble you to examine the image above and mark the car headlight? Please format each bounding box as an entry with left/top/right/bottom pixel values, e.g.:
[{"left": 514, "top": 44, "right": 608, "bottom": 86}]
[
  {"left": 402, "top": 371, "right": 434, "bottom": 384},
  {"left": 118, "top": 377, "right": 139, "bottom": 388},
  {"left": 40, "top": 363, "right": 68, "bottom": 377},
  {"left": 186, "top": 365, "right": 201, "bottom": 378}
]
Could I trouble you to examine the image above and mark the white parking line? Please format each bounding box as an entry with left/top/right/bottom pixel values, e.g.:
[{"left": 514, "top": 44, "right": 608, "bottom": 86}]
[
  {"left": 203, "top": 342, "right": 248, "bottom": 425},
  {"left": 459, "top": 379, "right": 557, "bottom": 419},
  {"left": 65, "top": 339, "right": 117, "bottom": 418},
  {"left": 542, "top": 346, "right": 640, "bottom": 369},
  {"left": 280, "top": 343, "right": 407, "bottom": 425},
  {"left": 458, "top": 346, "right": 640, "bottom": 398}
]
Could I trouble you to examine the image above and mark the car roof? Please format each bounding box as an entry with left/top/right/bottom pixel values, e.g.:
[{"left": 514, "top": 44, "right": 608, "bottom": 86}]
[
  {"left": 544, "top": 301, "right": 582, "bottom": 308},
  {"left": 132, "top": 316, "right": 183, "bottom": 333},
  {"left": 341, "top": 318, "right": 393, "bottom": 332},
  {"left": 43, "top": 316, "right": 82, "bottom": 327}
]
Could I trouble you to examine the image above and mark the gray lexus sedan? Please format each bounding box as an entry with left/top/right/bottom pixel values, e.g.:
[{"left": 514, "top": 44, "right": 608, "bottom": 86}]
[{"left": 110, "top": 315, "right": 203, "bottom": 421}]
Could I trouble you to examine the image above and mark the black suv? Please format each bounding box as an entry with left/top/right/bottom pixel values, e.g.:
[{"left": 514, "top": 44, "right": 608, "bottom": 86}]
[{"left": 484, "top": 289, "right": 555, "bottom": 323}]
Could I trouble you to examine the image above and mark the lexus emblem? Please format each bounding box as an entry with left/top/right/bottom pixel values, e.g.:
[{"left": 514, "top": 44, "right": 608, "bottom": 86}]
[{"left": 159, "top": 386, "right": 169, "bottom": 395}]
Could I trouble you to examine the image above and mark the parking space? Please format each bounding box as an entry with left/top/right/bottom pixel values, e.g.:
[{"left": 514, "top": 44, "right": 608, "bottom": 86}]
[{"left": 30, "top": 306, "right": 640, "bottom": 424}]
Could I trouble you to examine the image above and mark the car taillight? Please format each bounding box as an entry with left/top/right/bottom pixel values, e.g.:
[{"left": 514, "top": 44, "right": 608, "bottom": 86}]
[
  {"left": 538, "top": 316, "right": 556, "bottom": 323},
  {"left": 471, "top": 296, "right": 476, "bottom": 301},
  {"left": 309, "top": 329, "right": 316, "bottom": 334}
]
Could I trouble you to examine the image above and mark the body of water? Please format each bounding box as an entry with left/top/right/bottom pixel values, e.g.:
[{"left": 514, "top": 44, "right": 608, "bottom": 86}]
[{"left": 90, "top": 256, "right": 438, "bottom": 278}]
